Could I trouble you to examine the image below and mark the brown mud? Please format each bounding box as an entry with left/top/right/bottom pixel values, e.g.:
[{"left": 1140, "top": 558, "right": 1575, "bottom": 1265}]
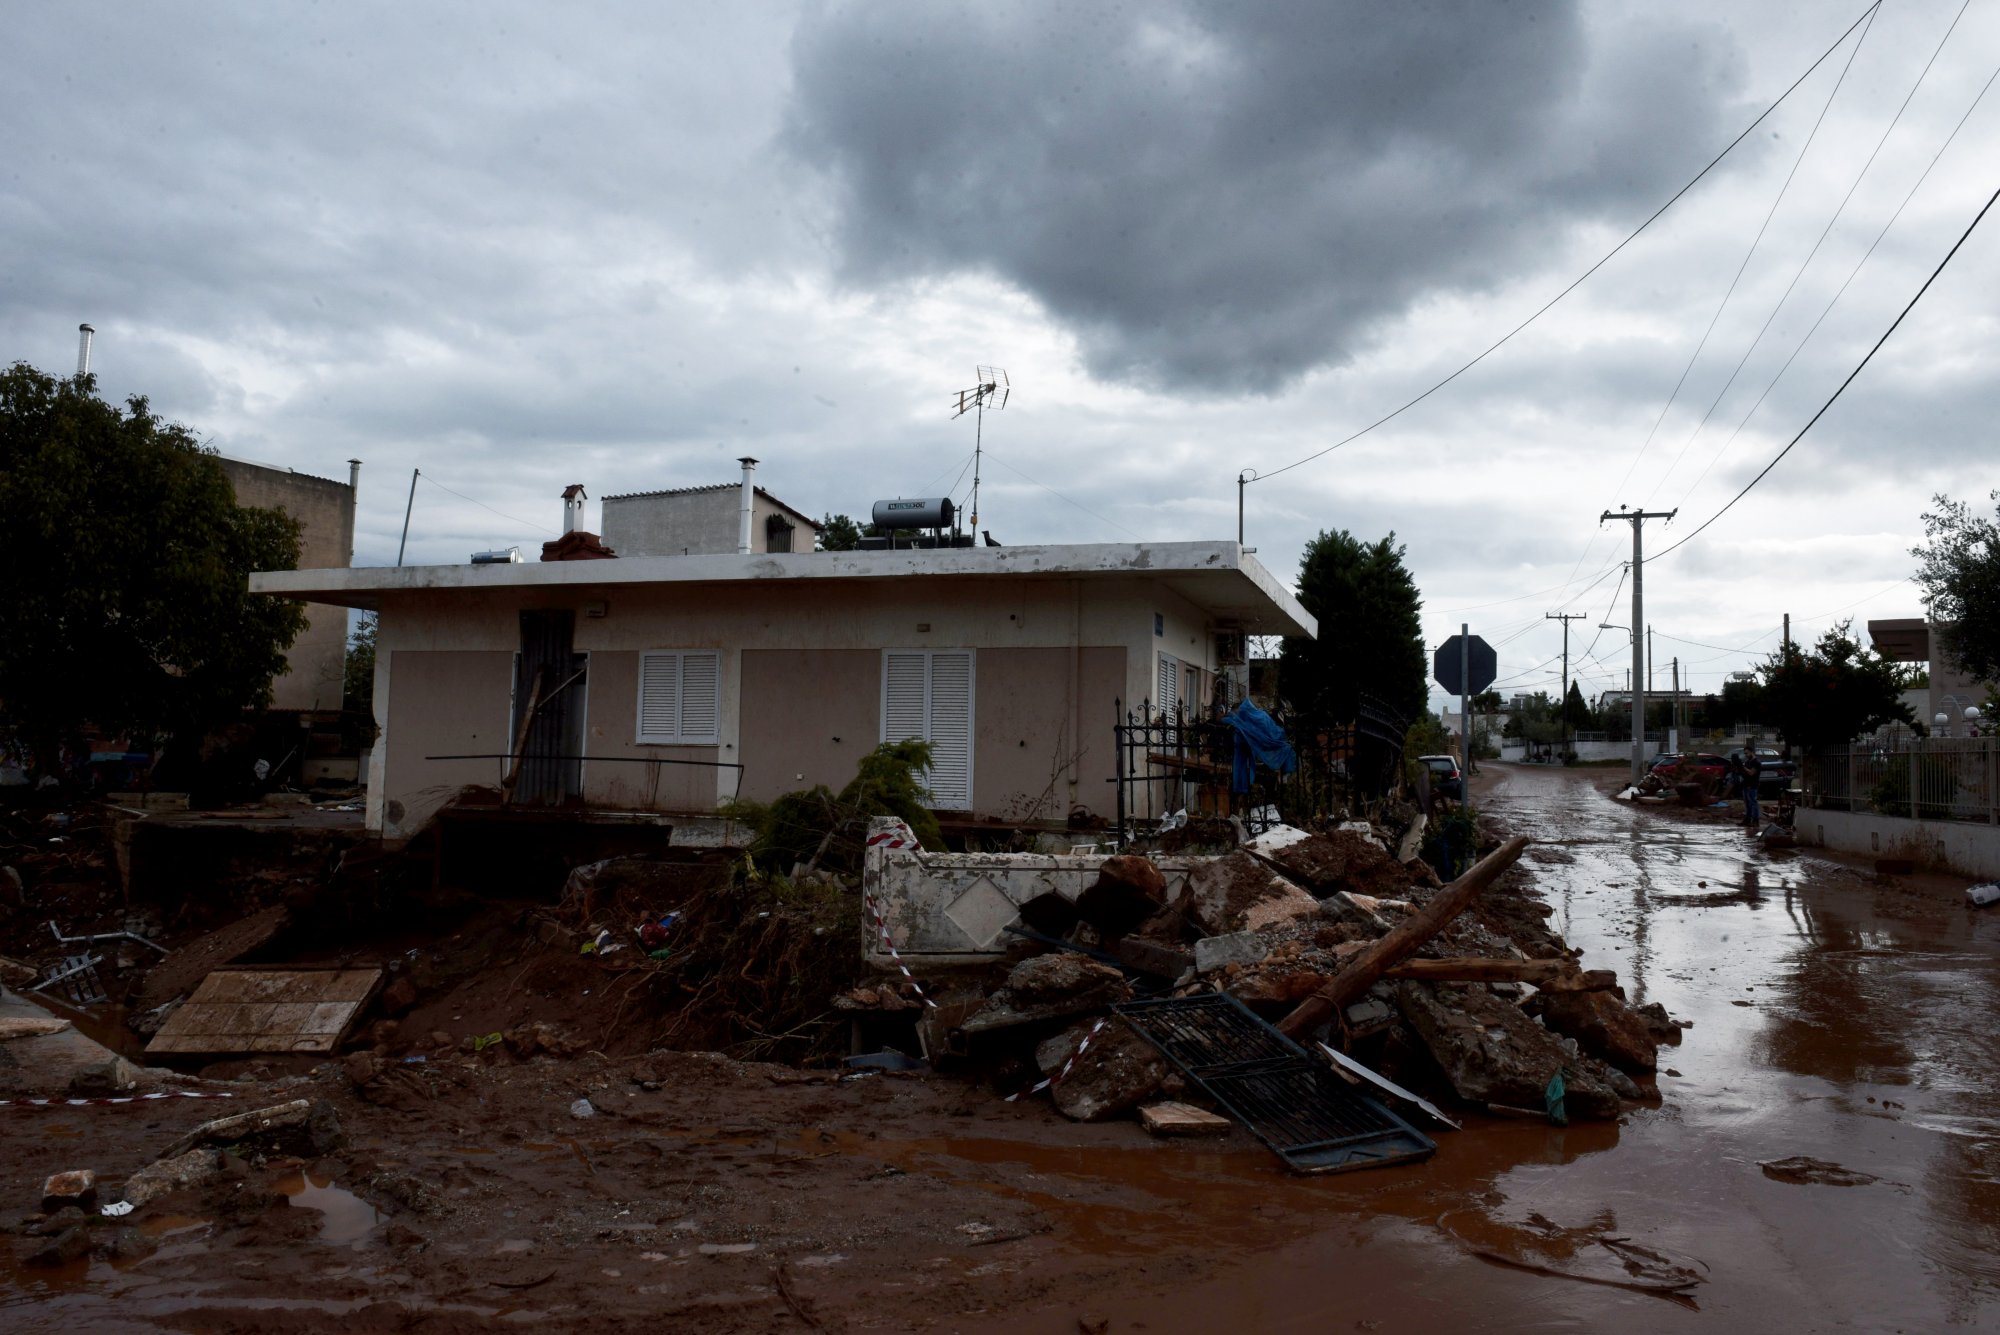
[{"left": 5, "top": 764, "right": 1999, "bottom": 1331}]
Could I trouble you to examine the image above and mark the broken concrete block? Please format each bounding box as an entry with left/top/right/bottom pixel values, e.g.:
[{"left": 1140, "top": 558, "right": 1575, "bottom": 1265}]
[
  {"left": 959, "top": 956, "right": 1131, "bottom": 1037},
  {"left": 1394, "top": 981, "right": 1621, "bottom": 1120},
  {"left": 1074, "top": 855, "right": 1167, "bottom": 937},
  {"left": 1005, "top": 954, "right": 1124, "bottom": 1003},
  {"left": 66, "top": 1054, "right": 140, "bottom": 1098},
  {"left": 379, "top": 976, "right": 418, "bottom": 1016},
  {"left": 1114, "top": 936, "right": 1193, "bottom": 980},
  {"left": 1051, "top": 1020, "right": 1167, "bottom": 1122},
  {"left": 1194, "top": 931, "right": 1271, "bottom": 975},
  {"left": 1527, "top": 989, "right": 1659, "bottom": 1075},
  {"left": 40, "top": 1169, "right": 97, "bottom": 1215},
  {"left": 1183, "top": 851, "right": 1320, "bottom": 936},
  {"left": 119, "top": 1148, "right": 222, "bottom": 1210},
  {"left": 1320, "top": 891, "right": 1393, "bottom": 932},
  {"left": 1343, "top": 998, "right": 1395, "bottom": 1033},
  {"left": 1137, "top": 1101, "right": 1233, "bottom": 1137}
]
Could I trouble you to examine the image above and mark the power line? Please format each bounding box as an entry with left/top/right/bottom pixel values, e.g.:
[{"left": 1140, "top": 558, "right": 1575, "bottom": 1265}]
[
  {"left": 1671, "top": 51, "right": 2000, "bottom": 509},
  {"left": 1437, "top": 557, "right": 1624, "bottom": 616},
  {"left": 1244, "top": 2, "right": 1883, "bottom": 486},
  {"left": 1653, "top": 179, "right": 2000, "bottom": 563},
  {"left": 419, "top": 474, "right": 557, "bottom": 536},
  {"left": 1611, "top": 4, "right": 1877, "bottom": 510}
]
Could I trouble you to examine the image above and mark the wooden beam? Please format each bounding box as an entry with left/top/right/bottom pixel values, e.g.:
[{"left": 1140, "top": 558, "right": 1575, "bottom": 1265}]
[
  {"left": 1381, "top": 958, "right": 1616, "bottom": 992},
  {"left": 1275, "top": 835, "right": 1528, "bottom": 1039}
]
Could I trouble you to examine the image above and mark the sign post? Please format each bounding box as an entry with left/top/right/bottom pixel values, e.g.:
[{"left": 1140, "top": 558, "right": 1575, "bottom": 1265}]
[{"left": 1433, "top": 631, "right": 1497, "bottom": 780}]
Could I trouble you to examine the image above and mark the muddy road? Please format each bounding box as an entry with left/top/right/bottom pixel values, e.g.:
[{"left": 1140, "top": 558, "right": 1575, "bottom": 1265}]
[{"left": 6, "top": 763, "right": 1998, "bottom": 1332}]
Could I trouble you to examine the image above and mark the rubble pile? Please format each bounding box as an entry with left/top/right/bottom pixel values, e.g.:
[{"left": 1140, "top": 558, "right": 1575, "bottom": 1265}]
[{"left": 926, "top": 818, "right": 1686, "bottom": 1140}]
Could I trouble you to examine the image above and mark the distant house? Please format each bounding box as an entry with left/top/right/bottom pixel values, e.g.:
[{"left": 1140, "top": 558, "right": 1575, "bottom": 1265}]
[
  {"left": 602, "top": 460, "right": 820, "bottom": 556},
  {"left": 251, "top": 519, "right": 1311, "bottom": 840},
  {"left": 218, "top": 455, "right": 358, "bottom": 713},
  {"left": 1868, "top": 618, "right": 1993, "bottom": 732}
]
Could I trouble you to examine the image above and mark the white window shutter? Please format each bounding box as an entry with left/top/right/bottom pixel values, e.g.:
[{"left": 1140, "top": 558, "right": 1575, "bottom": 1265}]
[
  {"left": 639, "top": 653, "right": 680, "bottom": 742},
  {"left": 882, "top": 651, "right": 929, "bottom": 745},
  {"left": 924, "top": 651, "right": 973, "bottom": 810},
  {"left": 1157, "top": 652, "right": 1180, "bottom": 716},
  {"left": 679, "top": 653, "right": 720, "bottom": 743}
]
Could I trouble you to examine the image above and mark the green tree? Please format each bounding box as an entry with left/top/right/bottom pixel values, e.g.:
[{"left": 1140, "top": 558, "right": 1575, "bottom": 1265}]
[
  {"left": 1913, "top": 491, "right": 2000, "bottom": 684},
  {"left": 1471, "top": 689, "right": 1503, "bottom": 714},
  {"left": 1758, "top": 620, "right": 1914, "bottom": 752},
  {"left": 1561, "top": 681, "right": 1592, "bottom": 731},
  {"left": 0, "top": 363, "right": 305, "bottom": 771},
  {"left": 344, "top": 614, "right": 377, "bottom": 714},
  {"left": 1279, "top": 530, "right": 1426, "bottom": 729},
  {"left": 816, "top": 513, "right": 864, "bottom": 551}
]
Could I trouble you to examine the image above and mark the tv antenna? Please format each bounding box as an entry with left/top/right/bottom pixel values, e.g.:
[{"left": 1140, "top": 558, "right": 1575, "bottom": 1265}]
[{"left": 952, "top": 366, "right": 1008, "bottom": 532}]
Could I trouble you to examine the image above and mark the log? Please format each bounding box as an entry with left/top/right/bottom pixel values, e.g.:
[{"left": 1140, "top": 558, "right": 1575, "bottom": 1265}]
[
  {"left": 1381, "top": 958, "right": 1616, "bottom": 992},
  {"left": 1275, "top": 835, "right": 1528, "bottom": 1040}
]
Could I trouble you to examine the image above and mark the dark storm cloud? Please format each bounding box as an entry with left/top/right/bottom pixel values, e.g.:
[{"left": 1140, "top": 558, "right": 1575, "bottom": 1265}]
[{"left": 786, "top": 1, "right": 1746, "bottom": 393}]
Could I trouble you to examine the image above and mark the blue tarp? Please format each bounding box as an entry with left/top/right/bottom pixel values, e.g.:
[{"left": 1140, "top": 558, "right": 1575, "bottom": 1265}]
[{"left": 1223, "top": 701, "right": 1296, "bottom": 793}]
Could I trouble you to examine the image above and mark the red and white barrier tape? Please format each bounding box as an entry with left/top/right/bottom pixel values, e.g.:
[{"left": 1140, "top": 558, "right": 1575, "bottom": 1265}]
[
  {"left": 1, "top": 1090, "right": 237, "bottom": 1108},
  {"left": 1008, "top": 1016, "right": 1110, "bottom": 1101},
  {"left": 862, "top": 891, "right": 938, "bottom": 1011}
]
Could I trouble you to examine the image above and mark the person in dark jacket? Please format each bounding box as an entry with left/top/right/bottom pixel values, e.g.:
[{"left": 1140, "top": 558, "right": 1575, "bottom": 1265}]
[{"left": 1741, "top": 750, "right": 1764, "bottom": 827}]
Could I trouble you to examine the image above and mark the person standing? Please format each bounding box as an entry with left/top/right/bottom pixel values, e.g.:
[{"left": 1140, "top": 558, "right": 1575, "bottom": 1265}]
[{"left": 1741, "top": 749, "right": 1764, "bottom": 828}]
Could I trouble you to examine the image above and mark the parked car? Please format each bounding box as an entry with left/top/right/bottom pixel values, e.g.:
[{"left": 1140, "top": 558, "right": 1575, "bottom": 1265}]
[
  {"left": 1649, "top": 753, "right": 1683, "bottom": 776},
  {"left": 1419, "top": 754, "right": 1464, "bottom": 801},
  {"left": 1727, "top": 747, "right": 1794, "bottom": 794}
]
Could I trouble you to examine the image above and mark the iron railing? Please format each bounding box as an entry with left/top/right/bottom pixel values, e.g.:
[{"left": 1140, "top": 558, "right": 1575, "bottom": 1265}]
[
  {"left": 1803, "top": 736, "right": 1999, "bottom": 824},
  {"left": 1111, "top": 695, "right": 1407, "bottom": 839}
]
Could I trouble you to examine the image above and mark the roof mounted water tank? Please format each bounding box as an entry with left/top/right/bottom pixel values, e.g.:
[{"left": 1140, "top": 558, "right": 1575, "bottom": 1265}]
[{"left": 872, "top": 497, "right": 955, "bottom": 530}]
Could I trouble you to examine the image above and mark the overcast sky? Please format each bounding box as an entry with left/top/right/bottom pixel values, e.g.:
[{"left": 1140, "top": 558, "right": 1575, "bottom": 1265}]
[{"left": 5, "top": 1, "right": 1996, "bottom": 713}]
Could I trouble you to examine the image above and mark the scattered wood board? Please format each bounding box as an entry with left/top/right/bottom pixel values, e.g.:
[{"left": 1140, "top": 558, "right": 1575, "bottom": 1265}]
[
  {"left": 146, "top": 966, "right": 381, "bottom": 1055},
  {"left": 1138, "top": 1101, "right": 1233, "bottom": 1138}
]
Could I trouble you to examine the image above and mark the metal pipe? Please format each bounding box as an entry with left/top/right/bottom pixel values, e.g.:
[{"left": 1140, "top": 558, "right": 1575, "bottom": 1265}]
[
  {"left": 76, "top": 324, "right": 95, "bottom": 378},
  {"left": 737, "top": 456, "right": 758, "bottom": 555},
  {"left": 47, "top": 919, "right": 168, "bottom": 955}
]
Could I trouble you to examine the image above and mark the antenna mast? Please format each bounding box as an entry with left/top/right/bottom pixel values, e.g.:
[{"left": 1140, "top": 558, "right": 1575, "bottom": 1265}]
[{"left": 952, "top": 366, "right": 1008, "bottom": 532}]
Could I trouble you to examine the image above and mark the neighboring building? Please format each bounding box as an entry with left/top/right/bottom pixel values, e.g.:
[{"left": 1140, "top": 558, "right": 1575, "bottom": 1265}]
[
  {"left": 1593, "top": 689, "right": 1695, "bottom": 715},
  {"left": 249, "top": 540, "right": 1313, "bottom": 841},
  {"left": 218, "top": 455, "right": 358, "bottom": 712},
  {"left": 602, "top": 460, "right": 820, "bottom": 557},
  {"left": 1868, "top": 618, "right": 1992, "bottom": 732}
]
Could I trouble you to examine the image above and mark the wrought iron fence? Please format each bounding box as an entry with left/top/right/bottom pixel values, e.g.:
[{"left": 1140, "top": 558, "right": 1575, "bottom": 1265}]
[
  {"left": 1804, "top": 736, "right": 1999, "bottom": 824},
  {"left": 1111, "top": 695, "right": 1408, "bottom": 839}
]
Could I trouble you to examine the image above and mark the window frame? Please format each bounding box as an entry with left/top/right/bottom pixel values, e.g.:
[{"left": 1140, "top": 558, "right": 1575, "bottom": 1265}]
[{"left": 635, "top": 649, "right": 722, "bottom": 746}]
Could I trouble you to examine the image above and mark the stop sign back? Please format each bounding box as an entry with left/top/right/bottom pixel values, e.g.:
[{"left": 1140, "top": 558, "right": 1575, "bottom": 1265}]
[{"left": 1434, "top": 634, "right": 1496, "bottom": 697}]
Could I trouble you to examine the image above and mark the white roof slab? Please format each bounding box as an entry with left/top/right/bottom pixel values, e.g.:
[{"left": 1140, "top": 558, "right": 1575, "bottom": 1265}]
[{"left": 251, "top": 540, "right": 1317, "bottom": 638}]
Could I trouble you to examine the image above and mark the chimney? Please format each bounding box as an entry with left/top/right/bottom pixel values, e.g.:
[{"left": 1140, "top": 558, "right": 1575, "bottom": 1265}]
[
  {"left": 76, "top": 324, "right": 94, "bottom": 378},
  {"left": 348, "top": 459, "right": 363, "bottom": 492},
  {"left": 737, "top": 457, "right": 758, "bottom": 555},
  {"left": 346, "top": 460, "right": 362, "bottom": 565},
  {"left": 562, "top": 483, "right": 588, "bottom": 535}
]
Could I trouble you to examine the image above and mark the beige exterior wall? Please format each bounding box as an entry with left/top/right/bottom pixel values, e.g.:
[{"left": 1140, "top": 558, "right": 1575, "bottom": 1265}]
[
  {"left": 366, "top": 573, "right": 1210, "bottom": 838},
  {"left": 220, "top": 458, "right": 356, "bottom": 711}
]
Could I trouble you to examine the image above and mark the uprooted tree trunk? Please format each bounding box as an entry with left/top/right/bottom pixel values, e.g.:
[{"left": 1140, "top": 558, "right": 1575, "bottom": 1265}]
[{"left": 1275, "top": 835, "right": 1528, "bottom": 1040}]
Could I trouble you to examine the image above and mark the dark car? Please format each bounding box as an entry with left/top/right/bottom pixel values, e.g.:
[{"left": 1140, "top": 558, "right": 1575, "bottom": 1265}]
[{"left": 1419, "top": 754, "right": 1464, "bottom": 801}]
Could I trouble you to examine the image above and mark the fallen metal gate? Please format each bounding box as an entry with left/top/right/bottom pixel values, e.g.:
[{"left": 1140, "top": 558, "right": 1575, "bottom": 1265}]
[{"left": 1113, "top": 993, "right": 1435, "bottom": 1174}]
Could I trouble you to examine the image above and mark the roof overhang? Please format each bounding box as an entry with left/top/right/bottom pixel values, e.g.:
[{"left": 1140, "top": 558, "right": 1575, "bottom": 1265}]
[
  {"left": 250, "top": 540, "right": 1318, "bottom": 638},
  {"left": 1867, "top": 617, "right": 1930, "bottom": 663}
]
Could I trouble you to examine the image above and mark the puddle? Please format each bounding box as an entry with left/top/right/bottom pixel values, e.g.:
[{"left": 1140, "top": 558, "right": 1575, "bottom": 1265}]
[{"left": 275, "top": 1170, "right": 383, "bottom": 1245}]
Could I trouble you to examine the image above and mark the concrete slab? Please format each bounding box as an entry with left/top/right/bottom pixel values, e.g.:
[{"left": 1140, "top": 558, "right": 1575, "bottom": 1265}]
[{"left": 147, "top": 967, "right": 382, "bottom": 1056}]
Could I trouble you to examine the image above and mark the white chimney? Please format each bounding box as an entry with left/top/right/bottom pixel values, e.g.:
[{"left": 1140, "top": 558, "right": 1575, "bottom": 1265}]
[
  {"left": 76, "top": 324, "right": 94, "bottom": 378},
  {"left": 737, "top": 457, "right": 758, "bottom": 555},
  {"left": 562, "top": 483, "right": 588, "bottom": 535}
]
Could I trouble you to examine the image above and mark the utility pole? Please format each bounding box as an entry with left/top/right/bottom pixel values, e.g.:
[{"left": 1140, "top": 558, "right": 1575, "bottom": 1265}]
[
  {"left": 1671, "top": 656, "right": 1681, "bottom": 752},
  {"left": 1460, "top": 623, "right": 1472, "bottom": 779},
  {"left": 1647, "top": 624, "right": 1654, "bottom": 693},
  {"left": 1601, "top": 508, "right": 1677, "bottom": 786},
  {"left": 397, "top": 468, "right": 420, "bottom": 567},
  {"left": 1783, "top": 612, "right": 1791, "bottom": 654},
  {"left": 1546, "top": 612, "right": 1587, "bottom": 761}
]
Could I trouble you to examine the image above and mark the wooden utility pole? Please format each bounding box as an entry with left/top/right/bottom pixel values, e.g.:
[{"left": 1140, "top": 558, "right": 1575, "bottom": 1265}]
[{"left": 1546, "top": 612, "right": 1586, "bottom": 759}]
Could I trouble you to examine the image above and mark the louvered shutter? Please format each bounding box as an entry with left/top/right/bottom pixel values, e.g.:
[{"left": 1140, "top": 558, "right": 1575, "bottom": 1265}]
[
  {"left": 1156, "top": 652, "right": 1180, "bottom": 716},
  {"left": 923, "top": 651, "right": 973, "bottom": 810},
  {"left": 678, "top": 653, "right": 720, "bottom": 743},
  {"left": 882, "top": 651, "right": 929, "bottom": 746},
  {"left": 638, "top": 653, "right": 680, "bottom": 743}
]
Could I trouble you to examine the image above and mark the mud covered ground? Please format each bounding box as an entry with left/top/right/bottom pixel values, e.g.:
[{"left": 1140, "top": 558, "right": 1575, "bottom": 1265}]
[{"left": 6, "top": 765, "right": 1999, "bottom": 1332}]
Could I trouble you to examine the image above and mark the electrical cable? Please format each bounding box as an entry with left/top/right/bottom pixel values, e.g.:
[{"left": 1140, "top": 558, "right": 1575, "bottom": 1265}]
[
  {"left": 419, "top": 474, "right": 557, "bottom": 536},
  {"left": 1244, "top": 1, "right": 1882, "bottom": 486},
  {"left": 1437, "top": 557, "right": 1624, "bottom": 615},
  {"left": 1645, "top": 0, "right": 1976, "bottom": 507},
  {"left": 1671, "top": 54, "right": 2000, "bottom": 508},
  {"left": 1607, "top": 6, "right": 1878, "bottom": 510},
  {"left": 1652, "top": 179, "right": 2000, "bottom": 563}
]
